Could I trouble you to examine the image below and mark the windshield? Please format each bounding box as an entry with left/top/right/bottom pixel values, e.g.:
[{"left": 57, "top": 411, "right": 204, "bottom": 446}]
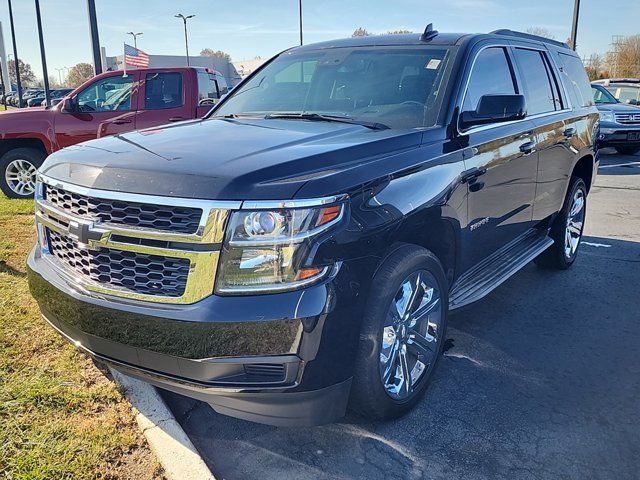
[
  {"left": 592, "top": 85, "right": 618, "bottom": 104},
  {"left": 213, "top": 46, "right": 454, "bottom": 129}
]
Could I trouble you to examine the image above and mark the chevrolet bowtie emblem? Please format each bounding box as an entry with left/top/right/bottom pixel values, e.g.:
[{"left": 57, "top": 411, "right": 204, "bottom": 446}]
[{"left": 68, "top": 219, "right": 106, "bottom": 244}]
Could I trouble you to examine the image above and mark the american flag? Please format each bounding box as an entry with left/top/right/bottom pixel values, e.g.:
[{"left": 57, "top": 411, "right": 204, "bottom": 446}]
[{"left": 124, "top": 43, "right": 150, "bottom": 68}]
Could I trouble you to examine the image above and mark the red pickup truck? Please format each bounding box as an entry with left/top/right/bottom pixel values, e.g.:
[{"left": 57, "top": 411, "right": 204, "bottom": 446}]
[{"left": 0, "top": 66, "right": 229, "bottom": 198}]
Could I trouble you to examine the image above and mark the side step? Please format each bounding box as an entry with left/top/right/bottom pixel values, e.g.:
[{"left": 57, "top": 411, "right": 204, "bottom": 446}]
[{"left": 449, "top": 229, "right": 553, "bottom": 310}]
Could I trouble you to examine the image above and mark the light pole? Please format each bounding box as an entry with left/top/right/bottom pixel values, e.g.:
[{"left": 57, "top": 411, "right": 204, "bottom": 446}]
[
  {"left": 175, "top": 14, "right": 194, "bottom": 66},
  {"left": 7, "top": 0, "right": 22, "bottom": 108},
  {"left": 570, "top": 0, "right": 580, "bottom": 51},
  {"left": 86, "top": 0, "right": 102, "bottom": 74},
  {"left": 34, "top": 0, "right": 51, "bottom": 107},
  {"left": 127, "top": 31, "right": 143, "bottom": 49},
  {"left": 55, "top": 67, "right": 65, "bottom": 84},
  {"left": 299, "top": 0, "right": 303, "bottom": 46}
]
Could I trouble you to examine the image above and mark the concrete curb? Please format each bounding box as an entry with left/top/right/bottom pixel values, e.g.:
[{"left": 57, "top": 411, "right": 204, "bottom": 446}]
[{"left": 110, "top": 368, "right": 216, "bottom": 480}]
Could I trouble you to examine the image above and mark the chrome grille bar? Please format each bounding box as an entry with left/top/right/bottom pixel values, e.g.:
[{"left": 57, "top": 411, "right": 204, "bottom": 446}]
[
  {"left": 35, "top": 174, "right": 241, "bottom": 304},
  {"left": 615, "top": 113, "right": 640, "bottom": 124}
]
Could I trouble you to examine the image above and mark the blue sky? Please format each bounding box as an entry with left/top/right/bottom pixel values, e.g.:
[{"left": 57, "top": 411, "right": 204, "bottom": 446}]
[{"left": 1, "top": 0, "right": 638, "bottom": 81}]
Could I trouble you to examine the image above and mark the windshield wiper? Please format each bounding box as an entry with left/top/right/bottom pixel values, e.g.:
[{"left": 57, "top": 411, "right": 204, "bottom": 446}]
[{"left": 264, "top": 112, "right": 389, "bottom": 130}]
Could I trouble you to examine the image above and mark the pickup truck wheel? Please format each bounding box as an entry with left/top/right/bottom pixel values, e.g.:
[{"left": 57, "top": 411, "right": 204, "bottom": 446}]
[
  {"left": 535, "top": 177, "right": 587, "bottom": 270},
  {"left": 614, "top": 146, "right": 639, "bottom": 155},
  {"left": 0, "top": 148, "right": 45, "bottom": 199},
  {"left": 350, "top": 245, "right": 448, "bottom": 420}
]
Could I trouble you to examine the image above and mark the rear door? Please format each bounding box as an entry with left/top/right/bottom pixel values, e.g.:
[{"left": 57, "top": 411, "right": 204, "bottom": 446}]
[
  {"left": 135, "top": 70, "right": 194, "bottom": 129},
  {"left": 511, "top": 46, "right": 574, "bottom": 222},
  {"left": 54, "top": 72, "right": 140, "bottom": 150},
  {"left": 457, "top": 45, "right": 538, "bottom": 269}
]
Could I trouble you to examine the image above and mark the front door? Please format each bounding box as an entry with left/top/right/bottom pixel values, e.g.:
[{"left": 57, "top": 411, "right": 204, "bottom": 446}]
[
  {"left": 458, "top": 46, "right": 538, "bottom": 270},
  {"left": 54, "top": 72, "right": 140, "bottom": 150},
  {"left": 135, "top": 71, "right": 193, "bottom": 129}
]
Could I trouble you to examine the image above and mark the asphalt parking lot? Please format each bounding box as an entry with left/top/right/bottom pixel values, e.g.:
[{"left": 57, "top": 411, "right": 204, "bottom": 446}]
[{"left": 161, "top": 149, "right": 640, "bottom": 480}]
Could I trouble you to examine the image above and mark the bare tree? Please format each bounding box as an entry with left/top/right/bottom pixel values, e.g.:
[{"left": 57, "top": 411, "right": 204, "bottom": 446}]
[
  {"left": 352, "top": 27, "right": 371, "bottom": 37},
  {"left": 66, "top": 63, "right": 94, "bottom": 88},
  {"left": 606, "top": 35, "right": 640, "bottom": 78},
  {"left": 8, "top": 59, "right": 36, "bottom": 86},
  {"left": 200, "top": 48, "right": 232, "bottom": 61},
  {"left": 526, "top": 27, "right": 556, "bottom": 40}
]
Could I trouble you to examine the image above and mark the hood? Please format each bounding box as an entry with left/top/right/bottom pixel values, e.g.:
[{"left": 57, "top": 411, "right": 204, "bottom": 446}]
[
  {"left": 40, "top": 117, "right": 422, "bottom": 200},
  {"left": 0, "top": 106, "right": 55, "bottom": 138},
  {"left": 596, "top": 102, "right": 640, "bottom": 113}
]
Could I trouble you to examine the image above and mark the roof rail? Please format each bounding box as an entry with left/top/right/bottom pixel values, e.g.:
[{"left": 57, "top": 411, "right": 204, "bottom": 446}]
[
  {"left": 490, "top": 29, "right": 569, "bottom": 49},
  {"left": 420, "top": 23, "right": 439, "bottom": 42}
]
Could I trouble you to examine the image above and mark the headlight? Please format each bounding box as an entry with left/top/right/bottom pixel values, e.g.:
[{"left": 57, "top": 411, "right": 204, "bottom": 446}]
[
  {"left": 215, "top": 200, "right": 345, "bottom": 294},
  {"left": 599, "top": 111, "right": 615, "bottom": 123}
]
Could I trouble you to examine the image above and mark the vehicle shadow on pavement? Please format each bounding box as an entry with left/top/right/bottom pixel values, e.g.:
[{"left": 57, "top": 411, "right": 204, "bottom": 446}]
[
  {"left": 597, "top": 150, "right": 640, "bottom": 176},
  {"left": 160, "top": 235, "right": 640, "bottom": 480}
]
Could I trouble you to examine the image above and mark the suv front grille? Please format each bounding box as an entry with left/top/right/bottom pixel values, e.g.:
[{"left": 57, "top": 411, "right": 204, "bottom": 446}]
[
  {"left": 44, "top": 183, "right": 202, "bottom": 234},
  {"left": 615, "top": 113, "right": 640, "bottom": 124},
  {"left": 35, "top": 175, "right": 241, "bottom": 304},
  {"left": 48, "top": 229, "right": 190, "bottom": 297}
]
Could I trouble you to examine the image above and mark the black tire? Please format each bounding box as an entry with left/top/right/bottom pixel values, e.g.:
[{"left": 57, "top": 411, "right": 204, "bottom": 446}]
[
  {"left": 535, "top": 177, "right": 587, "bottom": 270},
  {"left": 614, "top": 146, "right": 640, "bottom": 156},
  {"left": 0, "top": 148, "right": 46, "bottom": 199},
  {"left": 349, "top": 244, "right": 448, "bottom": 420}
]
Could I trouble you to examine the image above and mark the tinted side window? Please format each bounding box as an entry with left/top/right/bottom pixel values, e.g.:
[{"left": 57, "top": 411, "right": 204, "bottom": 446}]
[
  {"left": 76, "top": 76, "right": 134, "bottom": 112},
  {"left": 197, "top": 71, "right": 220, "bottom": 101},
  {"left": 145, "top": 72, "right": 183, "bottom": 110},
  {"left": 216, "top": 74, "right": 229, "bottom": 95},
  {"left": 514, "top": 48, "right": 556, "bottom": 115},
  {"left": 616, "top": 86, "right": 640, "bottom": 104},
  {"left": 558, "top": 53, "right": 594, "bottom": 108},
  {"left": 463, "top": 47, "right": 516, "bottom": 112}
]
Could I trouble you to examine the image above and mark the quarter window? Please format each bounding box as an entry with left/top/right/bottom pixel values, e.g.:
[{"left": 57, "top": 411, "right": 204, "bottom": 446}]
[
  {"left": 558, "top": 53, "right": 594, "bottom": 108},
  {"left": 144, "top": 72, "right": 183, "bottom": 110},
  {"left": 514, "top": 49, "right": 556, "bottom": 115},
  {"left": 197, "top": 71, "right": 220, "bottom": 101},
  {"left": 463, "top": 47, "right": 516, "bottom": 112},
  {"left": 76, "top": 76, "right": 134, "bottom": 112}
]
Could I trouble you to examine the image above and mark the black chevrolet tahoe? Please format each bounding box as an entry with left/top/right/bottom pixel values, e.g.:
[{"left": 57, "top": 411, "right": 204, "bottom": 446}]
[{"left": 28, "top": 27, "right": 599, "bottom": 426}]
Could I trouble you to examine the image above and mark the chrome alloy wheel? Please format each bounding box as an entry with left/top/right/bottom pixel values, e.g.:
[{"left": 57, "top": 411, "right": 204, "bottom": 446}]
[
  {"left": 565, "top": 188, "right": 585, "bottom": 259},
  {"left": 4, "top": 159, "right": 38, "bottom": 196},
  {"left": 379, "top": 270, "right": 443, "bottom": 400}
]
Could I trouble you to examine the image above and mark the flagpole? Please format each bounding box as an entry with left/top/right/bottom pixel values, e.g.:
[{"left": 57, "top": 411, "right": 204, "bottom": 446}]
[{"left": 122, "top": 43, "right": 127, "bottom": 77}]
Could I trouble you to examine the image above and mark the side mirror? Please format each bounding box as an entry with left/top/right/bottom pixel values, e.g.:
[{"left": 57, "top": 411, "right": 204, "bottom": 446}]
[
  {"left": 460, "top": 94, "right": 527, "bottom": 130},
  {"left": 61, "top": 97, "right": 76, "bottom": 113}
]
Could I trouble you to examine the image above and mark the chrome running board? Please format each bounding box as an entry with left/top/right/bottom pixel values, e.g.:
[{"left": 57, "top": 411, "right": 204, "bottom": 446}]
[{"left": 449, "top": 229, "right": 553, "bottom": 310}]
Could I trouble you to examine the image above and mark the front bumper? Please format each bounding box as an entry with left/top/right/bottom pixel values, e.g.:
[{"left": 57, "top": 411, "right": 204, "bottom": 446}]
[
  {"left": 598, "top": 122, "right": 640, "bottom": 147},
  {"left": 28, "top": 246, "right": 366, "bottom": 426}
]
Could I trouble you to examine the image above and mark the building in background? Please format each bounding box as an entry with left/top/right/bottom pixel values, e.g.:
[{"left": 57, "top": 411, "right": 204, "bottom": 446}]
[
  {"left": 105, "top": 53, "right": 242, "bottom": 86},
  {"left": 231, "top": 57, "right": 267, "bottom": 80}
]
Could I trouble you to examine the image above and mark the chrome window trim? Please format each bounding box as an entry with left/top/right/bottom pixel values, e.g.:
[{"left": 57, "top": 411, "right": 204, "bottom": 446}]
[{"left": 456, "top": 42, "right": 576, "bottom": 136}]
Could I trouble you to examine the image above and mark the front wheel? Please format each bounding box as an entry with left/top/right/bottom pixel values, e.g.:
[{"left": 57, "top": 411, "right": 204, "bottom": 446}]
[
  {"left": 614, "top": 146, "right": 640, "bottom": 156},
  {"left": 349, "top": 244, "right": 448, "bottom": 420},
  {"left": 0, "top": 148, "right": 45, "bottom": 199},
  {"left": 535, "top": 177, "right": 587, "bottom": 269}
]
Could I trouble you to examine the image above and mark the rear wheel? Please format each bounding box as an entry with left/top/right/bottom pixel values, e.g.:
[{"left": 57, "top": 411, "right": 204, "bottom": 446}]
[
  {"left": 0, "top": 148, "right": 45, "bottom": 199},
  {"left": 535, "top": 176, "right": 587, "bottom": 269},
  {"left": 350, "top": 245, "right": 448, "bottom": 420},
  {"left": 614, "top": 146, "right": 640, "bottom": 155}
]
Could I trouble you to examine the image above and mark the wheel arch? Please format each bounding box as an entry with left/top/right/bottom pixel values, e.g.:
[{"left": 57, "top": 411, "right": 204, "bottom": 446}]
[
  {"left": 374, "top": 215, "right": 458, "bottom": 287},
  {"left": 0, "top": 138, "right": 49, "bottom": 159},
  {"left": 572, "top": 154, "right": 594, "bottom": 193}
]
